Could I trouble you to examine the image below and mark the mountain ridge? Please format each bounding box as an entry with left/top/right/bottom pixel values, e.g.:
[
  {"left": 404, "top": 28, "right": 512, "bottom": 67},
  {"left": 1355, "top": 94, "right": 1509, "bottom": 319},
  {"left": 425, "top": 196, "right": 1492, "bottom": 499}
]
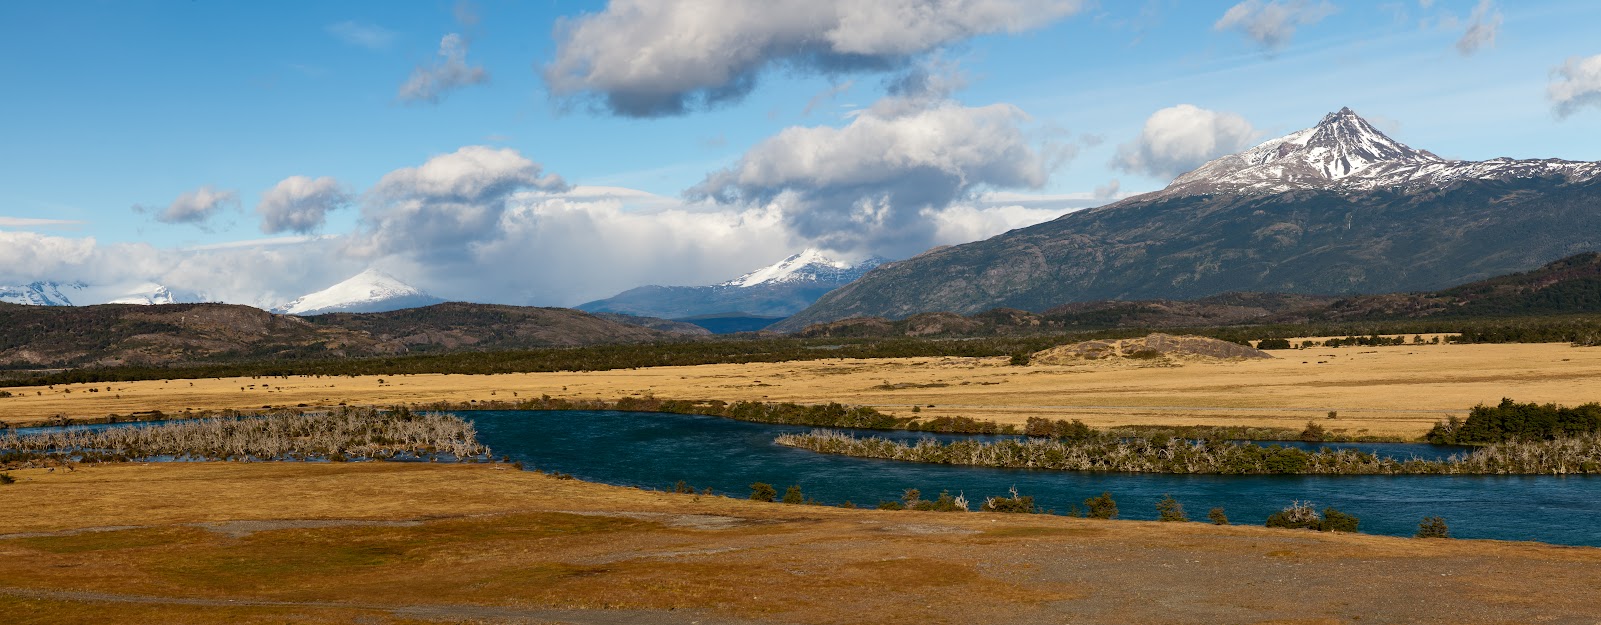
[
  {"left": 774, "top": 107, "right": 1601, "bottom": 331},
  {"left": 578, "top": 249, "right": 885, "bottom": 320}
]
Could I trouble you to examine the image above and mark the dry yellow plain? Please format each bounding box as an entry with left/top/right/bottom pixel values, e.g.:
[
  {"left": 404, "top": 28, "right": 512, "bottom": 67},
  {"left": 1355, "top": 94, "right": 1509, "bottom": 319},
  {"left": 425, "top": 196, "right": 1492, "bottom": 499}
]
[
  {"left": 5, "top": 340, "right": 1600, "bottom": 438},
  {"left": 2, "top": 462, "right": 1600, "bottom": 624}
]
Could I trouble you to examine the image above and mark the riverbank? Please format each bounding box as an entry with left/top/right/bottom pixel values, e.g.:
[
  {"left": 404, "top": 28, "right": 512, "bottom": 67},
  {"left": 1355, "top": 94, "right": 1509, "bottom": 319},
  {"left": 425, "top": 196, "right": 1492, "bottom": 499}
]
[
  {"left": 0, "top": 462, "right": 1597, "bottom": 624},
  {"left": 4, "top": 341, "right": 1601, "bottom": 437}
]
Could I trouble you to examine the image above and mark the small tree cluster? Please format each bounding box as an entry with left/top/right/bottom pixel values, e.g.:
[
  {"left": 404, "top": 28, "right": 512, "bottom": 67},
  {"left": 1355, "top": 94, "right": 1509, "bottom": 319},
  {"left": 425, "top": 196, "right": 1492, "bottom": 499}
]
[
  {"left": 749, "top": 482, "right": 776, "bottom": 502},
  {"left": 1416, "top": 516, "right": 1450, "bottom": 539},
  {"left": 1207, "top": 507, "right": 1229, "bottom": 525},
  {"left": 1265, "top": 501, "right": 1360, "bottom": 533},
  {"left": 1084, "top": 492, "right": 1118, "bottom": 519},
  {"left": 981, "top": 487, "right": 1038, "bottom": 513},
  {"left": 1156, "top": 494, "right": 1187, "bottom": 522}
]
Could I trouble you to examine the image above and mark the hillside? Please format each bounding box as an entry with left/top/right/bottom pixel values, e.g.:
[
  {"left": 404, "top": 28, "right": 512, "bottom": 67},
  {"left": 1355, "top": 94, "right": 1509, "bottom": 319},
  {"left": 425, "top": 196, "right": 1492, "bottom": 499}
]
[
  {"left": 775, "top": 108, "right": 1601, "bottom": 331},
  {"left": 0, "top": 302, "right": 684, "bottom": 369},
  {"left": 791, "top": 252, "right": 1601, "bottom": 338}
]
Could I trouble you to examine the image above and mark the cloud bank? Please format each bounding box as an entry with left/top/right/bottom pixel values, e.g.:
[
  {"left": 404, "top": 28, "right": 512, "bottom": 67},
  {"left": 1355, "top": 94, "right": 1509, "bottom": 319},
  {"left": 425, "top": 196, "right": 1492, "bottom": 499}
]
[{"left": 543, "top": 0, "right": 1082, "bottom": 117}]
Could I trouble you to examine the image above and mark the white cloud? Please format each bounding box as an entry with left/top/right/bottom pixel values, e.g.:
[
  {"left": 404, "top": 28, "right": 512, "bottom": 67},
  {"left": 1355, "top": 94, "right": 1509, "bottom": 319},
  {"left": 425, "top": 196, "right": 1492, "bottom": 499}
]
[
  {"left": 1113, "top": 104, "right": 1258, "bottom": 180},
  {"left": 358, "top": 146, "right": 568, "bottom": 259},
  {"left": 1455, "top": 0, "right": 1501, "bottom": 56},
  {"left": 397, "top": 34, "right": 488, "bottom": 104},
  {"left": 1214, "top": 0, "right": 1335, "bottom": 50},
  {"left": 688, "top": 100, "right": 1050, "bottom": 257},
  {"left": 327, "top": 21, "right": 397, "bottom": 50},
  {"left": 0, "top": 217, "right": 85, "bottom": 228},
  {"left": 543, "top": 0, "right": 1082, "bottom": 117},
  {"left": 257, "top": 176, "right": 349, "bottom": 234},
  {"left": 0, "top": 230, "right": 98, "bottom": 282},
  {"left": 134, "top": 185, "right": 238, "bottom": 227},
  {"left": 1550, "top": 54, "right": 1601, "bottom": 119}
]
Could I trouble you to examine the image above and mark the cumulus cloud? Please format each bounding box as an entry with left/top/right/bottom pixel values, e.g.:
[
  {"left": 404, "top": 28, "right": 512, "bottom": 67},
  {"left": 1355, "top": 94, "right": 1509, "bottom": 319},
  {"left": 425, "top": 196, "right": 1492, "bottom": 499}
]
[
  {"left": 1113, "top": 104, "right": 1258, "bottom": 180},
  {"left": 688, "top": 100, "right": 1049, "bottom": 256},
  {"left": 1455, "top": 0, "right": 1501, "bottom": 56},
  {"left": 357, "top": 146, "right": 568, "bottom": 259},
  {"left": 0, "top": 230, "right": 98, "bottom": 282},
  {"left": 327, "top": 21, "right": 397, "bottom": 50},
  {"left": 134, "top": 186, "right": 238, "bottom": 227},
  {"left": 257, "top": 176, "right": 350, "bottom": 234},
  {"left": 398, "top": 34, "right": 488, "bottom": 103},
  {"left": 1214, "top": 0, "right": 1335, "bottom": 50},
  {"left": 1550, "top": 54, "right": 1601, "bottom": 119},
  {"left": 543, "top": 0, "right": 1082, "bottom": 117}
]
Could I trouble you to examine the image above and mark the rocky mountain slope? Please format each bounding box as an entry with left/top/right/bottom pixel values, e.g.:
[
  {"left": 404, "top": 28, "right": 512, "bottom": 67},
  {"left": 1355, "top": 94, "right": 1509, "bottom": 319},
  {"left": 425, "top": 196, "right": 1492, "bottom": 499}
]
[
  {"left": 776, "top": 108, "right": 1601, "bottom": 331},
  {"left": 578, "top": 249, "right": 885, "bottom": 320},
  {"left": 790, "top": 252, "right": 1601, "bottom": 339}
]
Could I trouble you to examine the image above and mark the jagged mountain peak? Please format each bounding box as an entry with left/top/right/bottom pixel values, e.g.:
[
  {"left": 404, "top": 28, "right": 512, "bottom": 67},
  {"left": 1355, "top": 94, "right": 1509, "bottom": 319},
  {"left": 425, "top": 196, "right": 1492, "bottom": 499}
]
[{"left": 1163, "top": 107, "right": 1596, "bottom": 197}]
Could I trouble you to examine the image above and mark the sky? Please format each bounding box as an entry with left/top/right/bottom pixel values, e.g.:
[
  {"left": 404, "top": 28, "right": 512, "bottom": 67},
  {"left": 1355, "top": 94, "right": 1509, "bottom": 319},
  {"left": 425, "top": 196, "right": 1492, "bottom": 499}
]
[{"left": 3, "top": 0, "right": 1601, "bottom": 308}]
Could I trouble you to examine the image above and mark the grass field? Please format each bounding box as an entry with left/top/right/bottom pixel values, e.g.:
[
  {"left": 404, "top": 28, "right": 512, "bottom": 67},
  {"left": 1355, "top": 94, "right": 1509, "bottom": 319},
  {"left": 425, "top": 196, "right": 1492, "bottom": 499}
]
[
  {"left": 2, "top": 462, "right": 1600, "bottom": 624},
  {"left": 6, "top": 340, "right": 1601, "bottom": 438}
]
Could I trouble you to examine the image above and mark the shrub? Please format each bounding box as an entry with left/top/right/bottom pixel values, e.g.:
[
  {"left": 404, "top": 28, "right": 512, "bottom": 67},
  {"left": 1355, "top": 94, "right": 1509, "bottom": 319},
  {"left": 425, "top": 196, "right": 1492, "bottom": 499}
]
[
  {"left": 877, "top": 500, "right": 907, "bottom": 510},
  {"left": 1416, "top": 516, "right": 1450, "bottom": 538},
  {"left": 0, "top": 473, "right": 14, "bottom": 485},
  {"left": 749, "top": 482, "right": 777, "bottom": 502},
  {"left": 1084, "top": 492, "right": 1118, "bottom": 519},
  {"left": 782, "top": 485, "right": 804, "bottom": 504},
  {"left": 902, "top": 488, "right": 923, "bottom": 509},
  {"left": 1207, "top": 507, "right": 1229, "bottom": 525},
  {"left": 1320, "top": 507, "right": 1360, "bottom": 533},
  {"left": 1299, "top": 421, "right": 1328, "bottom": 442},
  {"left": 1256, "top": 338, "right": 1293, "bottom": 350},
  {"left": 840, "top": 501, "right": 857, "bottom": 509},
  {"left": 1265, "top": 501, "right": 1322, "bottom": 530},
  {"left": 674, "top": 480, "right": 694, "bottom": 494},
  {"left": 914, "top": 490, "right": 968, "bottom": 512},
  {"left": 981, "top": 487, "right": 1037, "bottom": 513},
  {"left": 1156, "top": 495, "right": 1188, "bottom": 522},
  {"left": 1009, "top": 352, "right": 1031, "bottom": 366}
]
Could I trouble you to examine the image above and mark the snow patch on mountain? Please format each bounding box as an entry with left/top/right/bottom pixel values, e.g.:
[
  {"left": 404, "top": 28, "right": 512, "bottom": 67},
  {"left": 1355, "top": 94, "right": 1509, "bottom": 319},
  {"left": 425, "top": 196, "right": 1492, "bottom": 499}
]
[
  {"left": 721, "top": 249, "right": 886, "bottom": 288},
  {"left": 276, "top": 269, "right": 443, "bottom": 315},
  {"left": 1160, "top": 107, "right": 1601, "bottom": 198},
  {"left": 0, "top": 281, "right": 204, "bottom": 306}
]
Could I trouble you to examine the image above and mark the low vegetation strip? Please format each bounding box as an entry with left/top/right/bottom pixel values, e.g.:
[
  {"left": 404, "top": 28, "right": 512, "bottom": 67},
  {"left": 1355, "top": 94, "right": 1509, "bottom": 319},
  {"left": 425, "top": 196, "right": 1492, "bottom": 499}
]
[
  {"left": 0, "top": 407, "right": 488, "bottom": 465},
  {"left": 774, "top": 429, "right": 1601, "bottom": 475}
]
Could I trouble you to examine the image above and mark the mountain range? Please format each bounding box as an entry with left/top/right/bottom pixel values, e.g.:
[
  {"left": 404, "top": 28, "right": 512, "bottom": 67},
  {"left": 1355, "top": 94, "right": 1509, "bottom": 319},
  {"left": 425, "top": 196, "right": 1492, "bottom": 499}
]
[
  {"left": 789, "top": 252, "right": 1601, "bottom": 339},
  {"left": 774, "top": 107, "right": 1601, "bottom": 331},
  {"left": 577, "top": 249, "right": 886, "bottom": 323}
]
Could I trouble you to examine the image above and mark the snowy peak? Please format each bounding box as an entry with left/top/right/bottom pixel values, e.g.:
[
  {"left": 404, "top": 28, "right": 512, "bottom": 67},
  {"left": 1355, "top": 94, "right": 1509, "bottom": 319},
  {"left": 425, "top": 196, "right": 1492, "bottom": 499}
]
[
  {"left": 720, "top": 249, "right": 885, "bottom": 288},
  {"left": 276, "top": 269, "right": 443, "bottom": 316},
  {"left": 0, "top": 281, "right": 200, "bottom": 306},
  {"left": 1163, "top": 107, "right": 1599, "bottom": 197},
  {"left": 0, "top": 281, "right": 85, "bottom": 306}
]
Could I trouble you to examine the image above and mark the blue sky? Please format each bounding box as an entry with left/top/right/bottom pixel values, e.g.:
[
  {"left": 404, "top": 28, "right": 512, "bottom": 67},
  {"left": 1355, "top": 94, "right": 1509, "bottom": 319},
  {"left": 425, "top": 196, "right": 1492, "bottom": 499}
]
[{"left": 3, "top": 0, "right": 1600, "bottom": 307}]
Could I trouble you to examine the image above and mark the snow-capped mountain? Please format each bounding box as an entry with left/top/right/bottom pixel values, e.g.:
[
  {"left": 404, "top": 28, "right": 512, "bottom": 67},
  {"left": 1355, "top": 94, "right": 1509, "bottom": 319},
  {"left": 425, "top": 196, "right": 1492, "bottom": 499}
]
[
  {"left": 577, "top": 250, "right": 888, "bottom": 324},
  {"left": 720, "top": 249, "right": 885, "bottom": 288},
  {"left": 776, "top": 106, "right": 1601, "bottom": 330},
  {"left": 0, "top": 281, "right": 203, "bottom": 306},
  {"left": 275, "top": 269, "right": 444, "bottom": 316},
  {"left": 0, "top": 281, "right": 87, "bottom": 306},
  {"left": 1162, "top": 107, "right": 1601, "bottom": 198}
]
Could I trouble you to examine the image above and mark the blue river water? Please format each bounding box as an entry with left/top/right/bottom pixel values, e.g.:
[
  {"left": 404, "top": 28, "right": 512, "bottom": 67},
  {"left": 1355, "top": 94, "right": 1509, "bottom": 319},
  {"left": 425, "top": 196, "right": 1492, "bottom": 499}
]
[{"left": 466, "top": 410, "right": 1601, "bottom": 546}]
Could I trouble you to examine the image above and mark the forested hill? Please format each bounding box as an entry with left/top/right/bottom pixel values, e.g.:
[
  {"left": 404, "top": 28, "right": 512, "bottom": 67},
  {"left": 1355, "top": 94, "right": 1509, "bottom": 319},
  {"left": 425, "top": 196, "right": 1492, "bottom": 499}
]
[{"left": 0, "top": 301, "right": 687, "bottom": 369}]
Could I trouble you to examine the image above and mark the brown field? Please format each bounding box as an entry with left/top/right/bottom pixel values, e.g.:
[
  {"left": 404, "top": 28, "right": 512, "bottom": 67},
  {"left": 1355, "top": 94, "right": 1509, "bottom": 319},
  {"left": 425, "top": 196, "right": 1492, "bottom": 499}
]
[
  {"left": 1, "top": 462, "right": 1599, "bottom": 624},
  {"left": 6, "top": 340, "right": 1601, "bottom": 438}
]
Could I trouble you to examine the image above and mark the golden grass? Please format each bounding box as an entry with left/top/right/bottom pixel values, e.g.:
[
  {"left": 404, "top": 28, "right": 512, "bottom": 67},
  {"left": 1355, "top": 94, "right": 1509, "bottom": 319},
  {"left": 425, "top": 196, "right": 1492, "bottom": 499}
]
[
  {"left": 2, "top": 462, "right": 1600, "bottom": 624},
  {"left": 7, "top": 341, "right": 1601, "bottom": 437}
]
